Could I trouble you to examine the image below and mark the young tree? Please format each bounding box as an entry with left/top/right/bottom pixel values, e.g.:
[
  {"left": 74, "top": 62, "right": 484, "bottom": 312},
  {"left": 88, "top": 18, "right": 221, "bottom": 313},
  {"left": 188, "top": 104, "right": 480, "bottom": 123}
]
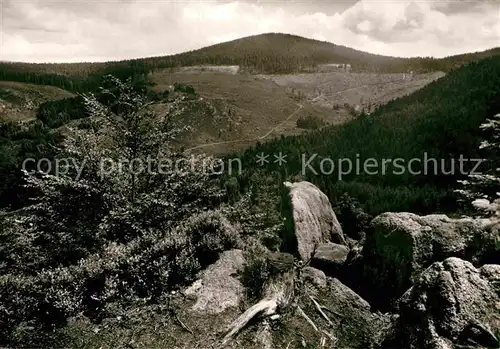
[
  {"left": 2, "top": 75, "right": 227, "bottom": 273},
  {"left": 456, "top": 113, "right": 500, "bottom": 217}
]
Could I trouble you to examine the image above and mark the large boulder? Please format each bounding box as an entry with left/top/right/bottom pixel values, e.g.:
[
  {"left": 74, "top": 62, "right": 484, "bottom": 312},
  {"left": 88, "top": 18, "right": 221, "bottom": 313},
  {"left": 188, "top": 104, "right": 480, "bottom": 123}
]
[
  {"left": 296, "top": 274, "right": 393, "bottom": 349},
  {"left": 184, "top": 249, "right": 245, "bottom": 314},
  {"left": 283, "top": 181, "right": 346, "bottom": 260},
  {"left": 361, "top": 212, "right": 499, "bottom": 309},
  {"left": 385, "top": 257, "right": 500, "bottom": 349}
]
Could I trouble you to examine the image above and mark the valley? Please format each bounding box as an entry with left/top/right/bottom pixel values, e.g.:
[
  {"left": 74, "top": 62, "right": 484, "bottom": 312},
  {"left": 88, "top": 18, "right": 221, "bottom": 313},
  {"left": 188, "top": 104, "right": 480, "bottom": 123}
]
[
  {"left": 0, "top": 66, "right": 445, "bottom": 155},
  {"left": 1, "top": 31, "right": 500, "bottom": 349}
]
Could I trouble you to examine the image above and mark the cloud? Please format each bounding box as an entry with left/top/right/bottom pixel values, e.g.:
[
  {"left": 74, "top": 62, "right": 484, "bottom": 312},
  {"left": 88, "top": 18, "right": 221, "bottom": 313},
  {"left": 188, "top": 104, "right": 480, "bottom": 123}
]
[
  {"left": 341, "top": 0, "right": 499, "bottom": 53},
  {"left": 1, "top": 0, "right": 499, "bottom": 63}
]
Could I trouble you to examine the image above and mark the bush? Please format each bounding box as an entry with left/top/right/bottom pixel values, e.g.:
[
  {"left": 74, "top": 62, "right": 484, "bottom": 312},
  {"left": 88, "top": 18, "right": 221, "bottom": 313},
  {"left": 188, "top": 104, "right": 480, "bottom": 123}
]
[
  {"left": 240, "top": 250, "right": 293, "bottom": 301},
  {"left": 333, "top": 192, "right": 372, "bottom": 241},
  {"left": 241, "top": 254, "right": 270, "bottom": 301},
  {"left": 0, "top": 76, "right": 243, "bottom": 347},
  {"left": 0, "top": 209, "right": 241, "bottom": 347},
  {"left": 173, "top": 83, "right": 196, "bottom": 95},
  {"left": 296, "top": 114, "right": 325, "bottom": 130}
]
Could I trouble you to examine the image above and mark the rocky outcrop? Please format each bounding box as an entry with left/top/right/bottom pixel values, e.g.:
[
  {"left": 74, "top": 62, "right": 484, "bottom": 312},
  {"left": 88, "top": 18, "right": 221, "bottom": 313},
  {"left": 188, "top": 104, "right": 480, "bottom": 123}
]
[
  {"left": 184, "top": 249, "right": 245, "bottom": 314},
  {"left": 283, "top": 181, "right": 346, "bottom": 260},
  {"left": 361, "top": 212, "right": 499, "bottom": 309},
  {"left": 299, "top": 274, "right": 393, "bottom": 349},
  {"left": 385, "top": 257, "right": 500, "bottom": 349}
]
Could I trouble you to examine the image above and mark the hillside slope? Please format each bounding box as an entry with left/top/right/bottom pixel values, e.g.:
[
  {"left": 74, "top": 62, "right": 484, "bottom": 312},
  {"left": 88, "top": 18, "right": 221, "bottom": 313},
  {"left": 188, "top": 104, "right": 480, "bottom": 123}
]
[
  {"left": 0, "top": 67, "right": 447, "bottom": 162},
  {"left": 0, "top": 81, "right": 74, "bottom": 121},
  {"left": 264, "top": 71, "right": 445, "bottom": 111},
  {"left": 1, "top": 33, "right": 499, "bottom": 92},
  {"left": 234, "top": 56, "right": 500, "bottom": 215},
  {"left": 150, "top": 71, "right": 332, "bottom": 154},
  {"left": 150, "top": 68, "right": 450, "bottom": 153}
]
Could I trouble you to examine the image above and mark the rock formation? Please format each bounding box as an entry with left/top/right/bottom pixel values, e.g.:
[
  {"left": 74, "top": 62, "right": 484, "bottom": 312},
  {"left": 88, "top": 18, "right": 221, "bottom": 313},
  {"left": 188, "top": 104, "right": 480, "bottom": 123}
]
[
  {"left": 184, "top": 249, "right": 246, "bottom": 314},
  {"left": 385, "top": 257, "right": 500, "bottom": 349},
  {"left": 283, "top": 181, "right": 346, "bottom": 260},
  {"left": 362, "top": 212, "right": 499, "bottom": 309}
]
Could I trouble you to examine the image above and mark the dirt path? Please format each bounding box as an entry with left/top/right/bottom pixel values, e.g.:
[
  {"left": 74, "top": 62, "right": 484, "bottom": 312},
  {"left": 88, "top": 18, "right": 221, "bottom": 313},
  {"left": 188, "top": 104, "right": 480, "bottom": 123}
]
[
  {"left": 260, "top": 103, "right": 303, "bottom": 140},
  {"left": 185, "top": 103, "right": 304, "bottom": 151}
]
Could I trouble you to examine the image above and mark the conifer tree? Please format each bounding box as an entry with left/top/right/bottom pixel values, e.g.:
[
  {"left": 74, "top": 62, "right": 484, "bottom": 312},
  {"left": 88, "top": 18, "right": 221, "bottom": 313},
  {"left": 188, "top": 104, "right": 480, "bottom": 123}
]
[{"left": 456, "top": 113, "right": 500, "bottom": 217}]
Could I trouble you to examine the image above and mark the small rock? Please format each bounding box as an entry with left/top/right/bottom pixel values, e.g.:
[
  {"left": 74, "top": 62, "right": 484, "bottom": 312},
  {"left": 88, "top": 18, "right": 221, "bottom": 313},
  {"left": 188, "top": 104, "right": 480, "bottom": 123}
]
[
  {"left": 184, "top": 249, "right": 245, "bottom": 314},
  {"left": 302, "top": 266, "right": 327, "bottom": 289},
  {"left": 311, "top": 243, "right": 350, "bottom": 275}
]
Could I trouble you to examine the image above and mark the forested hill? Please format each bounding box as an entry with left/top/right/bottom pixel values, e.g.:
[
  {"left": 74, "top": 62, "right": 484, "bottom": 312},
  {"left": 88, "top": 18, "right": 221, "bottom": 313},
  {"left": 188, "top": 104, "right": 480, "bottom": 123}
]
[
  {"left": 1, "top": 33, "right": 499, "bottom": 93},
  {"left": 234, "top": 55, "right": 500, "bottom": 215}
]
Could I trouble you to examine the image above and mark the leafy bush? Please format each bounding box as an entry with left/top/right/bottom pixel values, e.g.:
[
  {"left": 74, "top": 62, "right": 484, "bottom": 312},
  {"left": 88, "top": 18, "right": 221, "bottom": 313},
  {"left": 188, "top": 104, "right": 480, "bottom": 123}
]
[
  {"left": 0, "top": 209, "right": 241, "bottom": 346},
  {"left": 0, "top": 76, "right": 244, "bottom": 346},
  {"left": 36, "top": 96, "right": 88, "bottom": 129},
  {"left": 240, "top": 251, "right": 293, "bottom": 301},
  {"left": 173, "top": 82, "right": 196, "bottom": 95},
  {"left": 241, "top": 254, "right": 271, "bottom": 301}
]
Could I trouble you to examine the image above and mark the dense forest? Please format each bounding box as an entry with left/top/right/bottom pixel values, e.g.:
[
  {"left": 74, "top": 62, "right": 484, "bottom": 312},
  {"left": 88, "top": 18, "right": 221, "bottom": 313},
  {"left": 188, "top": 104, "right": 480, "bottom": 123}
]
[
  {"left": 1, "top": 33, "right": 500, "bottom": 93},
  {"left": 2, "top": 54, "right": 500, "bottom": 216},
  {"left": 229, "top": 55, "right": 500, "bottom": 215},
  {"left": 0, "top": 61, "right": 151, "bottom": 93}
]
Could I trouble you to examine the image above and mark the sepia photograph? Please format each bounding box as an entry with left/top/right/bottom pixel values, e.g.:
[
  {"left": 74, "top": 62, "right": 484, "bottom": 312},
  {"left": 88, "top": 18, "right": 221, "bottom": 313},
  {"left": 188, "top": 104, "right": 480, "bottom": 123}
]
[{"left": 0, "top": 0, "right": 499, "bottom": 348}]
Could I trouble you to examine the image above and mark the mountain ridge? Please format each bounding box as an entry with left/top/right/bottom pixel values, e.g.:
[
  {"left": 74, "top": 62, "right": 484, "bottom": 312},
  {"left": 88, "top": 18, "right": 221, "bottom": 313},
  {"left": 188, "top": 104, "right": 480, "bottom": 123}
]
[{"left": 1, "top": 33, "right": 499, "bottom": 78}]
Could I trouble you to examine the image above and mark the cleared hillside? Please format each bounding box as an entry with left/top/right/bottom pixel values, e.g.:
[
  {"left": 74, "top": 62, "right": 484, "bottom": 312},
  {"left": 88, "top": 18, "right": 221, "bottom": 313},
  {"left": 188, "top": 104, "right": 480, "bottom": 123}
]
[
  {"left": 0, "top": 67, "right": 451, "bottom": 156},
  {"left": 264, "top": 71, "right": 445, "bottom": 111},
  {"left": 149, "top": 67, "right": 446, "bottom": 153},
  {"left": 0, "top": 81, "right": 74, "bottom": 121},
  {"left": 150, "top": 70, "right": 333, "bottom": 153}
]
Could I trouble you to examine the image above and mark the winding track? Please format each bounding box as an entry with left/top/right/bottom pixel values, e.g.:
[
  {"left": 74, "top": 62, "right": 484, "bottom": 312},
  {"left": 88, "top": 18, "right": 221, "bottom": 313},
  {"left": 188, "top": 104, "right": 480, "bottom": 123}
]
[{"left": 184, "top": 103, "right": 304, "bottom": 152}]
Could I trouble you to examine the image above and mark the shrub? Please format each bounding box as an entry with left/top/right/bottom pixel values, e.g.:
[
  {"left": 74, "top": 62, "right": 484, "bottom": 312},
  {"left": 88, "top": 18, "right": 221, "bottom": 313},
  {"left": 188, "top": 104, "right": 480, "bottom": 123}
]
[
  {"left": 333, "top": 192, "right": 372, "bottom": 241},
  {"left": 0, "top": 209, "right": 241, "bottom": 347},
  {"left": 0, "top": 76, "right": 241, "bottom": 346},
  {"left": 173, "top": 82, "right": 196, "bottom": 95},
  {"left": 241, "top": 254, "right": 271, "bottom": 301},
  {"left": 296, "top": 114, "right": 325, "bottom": 130}
]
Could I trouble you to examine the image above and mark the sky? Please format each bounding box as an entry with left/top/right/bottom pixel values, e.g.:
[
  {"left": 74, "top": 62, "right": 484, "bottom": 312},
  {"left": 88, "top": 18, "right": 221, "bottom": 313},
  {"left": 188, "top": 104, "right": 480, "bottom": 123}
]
[{"left": 1, "top": 0, "right": 499, "bottom": 63}]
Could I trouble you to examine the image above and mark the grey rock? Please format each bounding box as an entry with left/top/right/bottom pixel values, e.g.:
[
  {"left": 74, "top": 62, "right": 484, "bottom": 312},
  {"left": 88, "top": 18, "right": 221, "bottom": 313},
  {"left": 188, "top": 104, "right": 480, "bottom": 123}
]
[
  {"left": 306, "top": 277, "right": 392, "bottom": 348},
  {"left": 328, "top": 277, "right": 371, "bottom": 313},
  {"left": 387, "top": 257, "right": 500, "bottom": 349},
  {"left": 311, "top": 242, "right": 350, "bottom": 275},
  {"left": 283, "top": 181, "right": 346, "bottom": 261},
  {"left": 363, "top": 212, "right": 499, "bottom": 307},
  {"left": 184, "top": 249, "right": 245, "bottom": 314},
  {"left": 301, "top": 266, "right": 327, "bottom": 289}
]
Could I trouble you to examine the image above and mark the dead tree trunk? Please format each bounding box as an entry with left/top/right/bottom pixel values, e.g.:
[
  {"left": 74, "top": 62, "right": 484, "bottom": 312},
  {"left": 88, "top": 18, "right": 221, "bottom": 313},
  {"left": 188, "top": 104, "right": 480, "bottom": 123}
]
[{"left": 220, "top": 257, "right": 295, "bottom": 346}]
